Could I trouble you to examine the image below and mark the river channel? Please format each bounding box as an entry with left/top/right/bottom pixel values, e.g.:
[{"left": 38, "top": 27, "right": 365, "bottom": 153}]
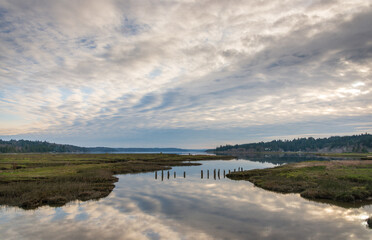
[{"left": 0, "top": 155, "right": 371, "bottom": 239}]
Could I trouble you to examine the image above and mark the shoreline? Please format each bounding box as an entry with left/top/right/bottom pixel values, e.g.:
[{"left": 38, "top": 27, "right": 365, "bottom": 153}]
[
  {"left": 227, "top": 160, "right": 372, "bottom": 206},
  {"left": 209, "top": 151, "right": 370, "bottom": 158}
]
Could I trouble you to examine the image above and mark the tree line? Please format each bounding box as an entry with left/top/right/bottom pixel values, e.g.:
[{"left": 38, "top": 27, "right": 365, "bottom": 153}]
[
  {"left": 214, "top": 134, "right": 371, "bottom": 153},
  {"left": 0, "top": 139, "right": 87, "bottom": 153}
]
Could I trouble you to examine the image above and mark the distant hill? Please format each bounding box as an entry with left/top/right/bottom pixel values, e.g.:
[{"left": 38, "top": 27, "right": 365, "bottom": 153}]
[
  {"left": 209, "top": 134, "right": 372, "bottom": 154},
  {"left": 0, "top": 139, "right": 87, "bottom": 153},
  {"left": 0, "top": 139, "right": 202, "bottom": 153},
  {"left": 86, "top": 147, "right": 203, "bottom": 153}
]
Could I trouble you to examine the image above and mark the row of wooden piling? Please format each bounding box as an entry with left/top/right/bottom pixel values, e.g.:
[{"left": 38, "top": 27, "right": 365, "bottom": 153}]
[
  {"left": 155, "top": 167, "right": 244, "bottom": 180},
  {"left": 155, "top": 170, "right": 187, "bottom": 180},
  {"left": 200, "top": 167, "right": 243, "bottom": 179}
]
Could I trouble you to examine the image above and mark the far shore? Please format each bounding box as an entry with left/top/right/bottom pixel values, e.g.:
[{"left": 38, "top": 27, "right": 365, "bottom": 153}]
[{"left": 210, "top": 151, "right": 371, "bottom": 157}]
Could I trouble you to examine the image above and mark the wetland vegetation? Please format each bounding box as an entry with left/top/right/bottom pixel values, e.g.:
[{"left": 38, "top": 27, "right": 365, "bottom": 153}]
[
  {"left": 227, "top": 160, "right": 372, "bottom": 205},
  {"left": 0, "top": 153, "right": 233, "bottom": 209}
]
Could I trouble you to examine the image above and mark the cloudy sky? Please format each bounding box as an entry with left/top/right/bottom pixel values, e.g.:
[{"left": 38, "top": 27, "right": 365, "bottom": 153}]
[{"left": 0, "top": 0, "right": 371, "bottom": 148}]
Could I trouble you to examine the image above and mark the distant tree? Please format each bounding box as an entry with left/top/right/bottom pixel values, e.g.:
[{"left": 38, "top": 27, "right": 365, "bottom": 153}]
[{"left": 214, "top": 134, "right": 371, "bottom": 153}]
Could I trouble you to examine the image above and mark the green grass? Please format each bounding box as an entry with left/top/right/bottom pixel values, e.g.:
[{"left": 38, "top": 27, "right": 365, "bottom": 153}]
[
  {"left": 0, "top": 153, "right": 234, "bottom": 209},
  {"left": 316, "top": 153, "right": 371, "bottom": 158},
  {"left": 227, "top": 160, "right": 372, "bottom": 206}
]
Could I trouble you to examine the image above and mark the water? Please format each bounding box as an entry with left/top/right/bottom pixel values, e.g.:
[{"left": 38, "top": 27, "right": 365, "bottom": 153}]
[
  {"left": 0, "top": 157, "right": 371, "bottom": 239},
  {"left": 72, "top": 151, "right": 210, "bottom": 155}
]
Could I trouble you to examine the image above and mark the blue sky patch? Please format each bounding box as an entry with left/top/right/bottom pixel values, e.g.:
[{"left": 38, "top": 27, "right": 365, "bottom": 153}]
[
  {"left": 59, "top": 88, "right": 73, "bottom": 101},
  {"left": 120, "top": 17, "right": 149, "bottom": 36},
  {"left": 78, "top": 38, "right": 96, "bottom": 49},
  {"left": 147, "top": 67, "right": 162, "bottom": 79}
]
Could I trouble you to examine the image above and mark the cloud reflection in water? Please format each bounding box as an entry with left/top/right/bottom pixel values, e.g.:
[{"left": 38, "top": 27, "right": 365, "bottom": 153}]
[{"left": 0, "top": 160, "right": 371, "bottom": 240}]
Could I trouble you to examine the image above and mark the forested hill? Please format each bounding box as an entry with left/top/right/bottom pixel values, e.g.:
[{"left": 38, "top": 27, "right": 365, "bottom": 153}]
[
  {"left": 0, "top": 140, "right": 87, "bottom": 153},
  {"left": 0, "top": 139, "right": 200, "bottom": 153},
  {"left": 211, "top": 134, "right": 372, "bottom": 153}
]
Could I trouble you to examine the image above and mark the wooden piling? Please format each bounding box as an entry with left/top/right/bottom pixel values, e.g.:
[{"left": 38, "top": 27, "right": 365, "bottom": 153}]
[
  {"left": 201, "top": 170, "right": 204, "bottom": 179},
  {"left": 167, "top": 171, "right": 170, "bottom": 179},
  {"left": 174, "top": 172, "right": 176, "bottom": 178},
  {"left": 155, "top": 171, "right": 157, "bottom": 179},
  {"left": 184, "top": 171, "right": 186, "bottom": 178},
  {"left": 161, "top": 170, "right": 164, "bottom": 181},
  {"left": 207, "top": 170, "right": 209, "bottom": 179},
  {"left": 223, "top": 170, "right": 226, "bottom": 178},
  {"left": 228, "top": 170, "right": 231, "bottom": 174},
  {"left": 218, "top": 169, "right": 220, "bottom": 179},
  {"left": 214, "top": 169, "right": 216, "bottom": 180}
]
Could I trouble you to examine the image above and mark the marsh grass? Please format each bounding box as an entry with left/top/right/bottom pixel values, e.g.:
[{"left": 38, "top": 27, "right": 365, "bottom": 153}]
[
  {"left": 0, "top": 153, "right": 233, "bottom": 209},
  {"left": 227, "top": 160, "right": 372, "bottom": 205}
]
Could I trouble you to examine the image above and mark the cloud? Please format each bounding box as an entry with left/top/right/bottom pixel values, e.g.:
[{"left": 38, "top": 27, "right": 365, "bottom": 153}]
[{"left": 0, "top": 0, "right": 371, "bottom": 146}]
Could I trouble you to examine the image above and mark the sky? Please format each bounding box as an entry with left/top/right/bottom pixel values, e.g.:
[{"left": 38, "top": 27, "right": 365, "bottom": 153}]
[{"left": 0, "top": 0, "right": 371, "bottom": 148}]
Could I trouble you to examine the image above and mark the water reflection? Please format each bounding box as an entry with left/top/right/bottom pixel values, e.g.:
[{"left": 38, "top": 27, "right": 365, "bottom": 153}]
[{"left": 0, "top": 159, "right": 371, "bottom": 240}]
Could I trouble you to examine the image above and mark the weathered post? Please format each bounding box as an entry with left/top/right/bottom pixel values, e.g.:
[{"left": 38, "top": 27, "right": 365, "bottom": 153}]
[
  {"left": 201, "top": 170, "right": 204, "bottom": 179},
  {"left": 218, "top": 169, "right": 220, "bottom": 179},
  {"left": 223, "top": 170, "right": 226, "bottom": 178},
  {"left": 234, "top": 169, "right": 236, "bottom": 172},
  {"left": 228, "top": 170, "right": 231, "bottom": 174},
  {"left": 167, "top": 171, "right": 170, "bottom": 179},
  {"left": 184, "top": 171, "right": 186, "bottom": 178},
  {"left": 174, "top": 172, "right": 176, "bottom": 178},
  {"left": 207, "top": 170, "right": 209, "bottom": 179},
  {"left": 155, "top": 171, "right": 158, "bottom": 179},
  {"left": 161, "top": 170, "right": 164, "bottom": 181},
  {"left": 214, "top": 169, "right": 216, "bottom": 180},
  {"left": 241, "top": 167, "right": 243, "bottom": 171}
]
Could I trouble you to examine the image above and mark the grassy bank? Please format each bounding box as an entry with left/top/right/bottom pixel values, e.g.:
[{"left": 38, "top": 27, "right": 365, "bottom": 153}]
[
  {"left": 315, "top": 152, "right": 371, "bottom": 159},
  {"left": 227, "top": 160, "right": 372, "bottom": 205},
  {"left": 0, "top": 153, "right": 233, "bottom": 209}
]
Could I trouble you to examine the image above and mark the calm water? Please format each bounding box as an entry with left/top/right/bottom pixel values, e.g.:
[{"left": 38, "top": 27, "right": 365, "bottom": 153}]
[{"left": 0, "top": 156, "right": 371, "bottom": 240}]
